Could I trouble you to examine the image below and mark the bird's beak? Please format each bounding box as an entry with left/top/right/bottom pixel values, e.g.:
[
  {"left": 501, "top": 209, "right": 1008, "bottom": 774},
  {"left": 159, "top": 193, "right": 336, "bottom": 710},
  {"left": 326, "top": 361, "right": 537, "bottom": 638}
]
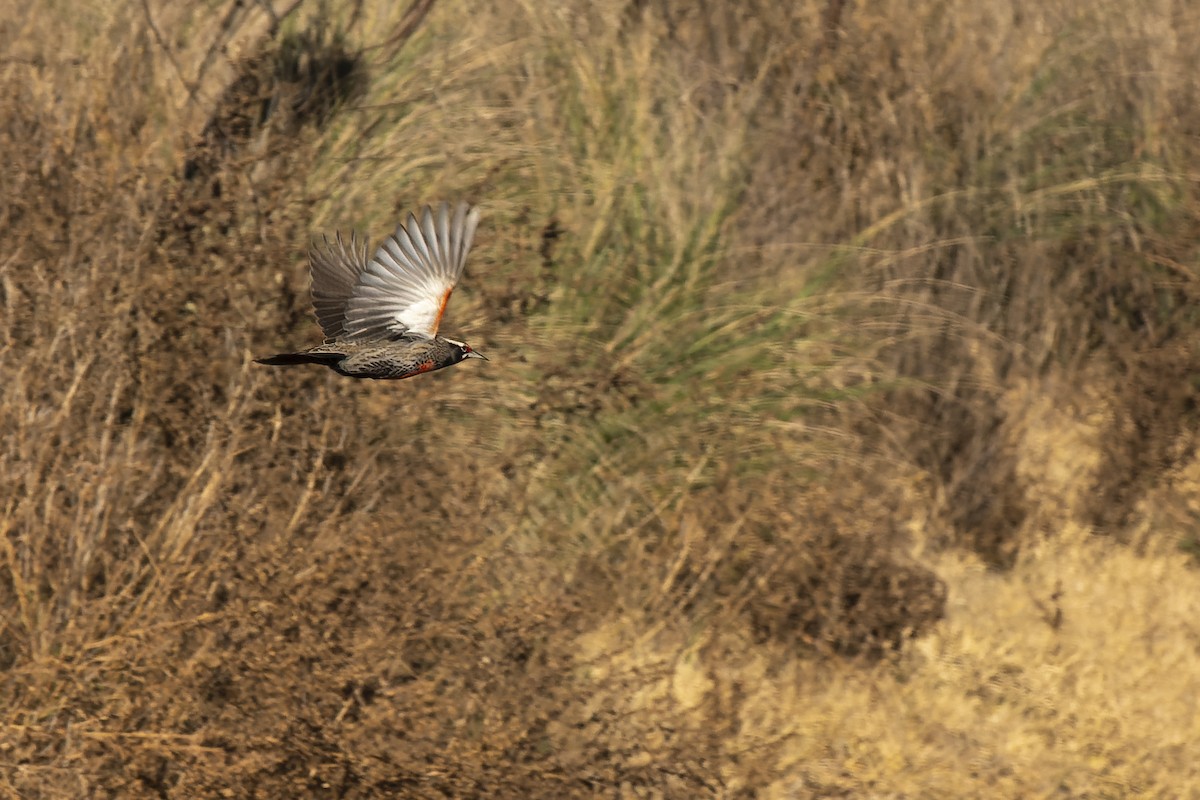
[{"left": 466, "top": 350, "right": 488, "bottom": 361}]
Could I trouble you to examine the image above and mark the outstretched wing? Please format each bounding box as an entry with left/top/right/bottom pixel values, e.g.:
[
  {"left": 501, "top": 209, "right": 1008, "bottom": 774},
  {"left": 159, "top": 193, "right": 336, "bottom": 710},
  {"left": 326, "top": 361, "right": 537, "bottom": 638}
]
[
  {"left": 309, "top": 231, "right": 371, "bottom": 339},
  {"left": 343, "top": 202, "right": 481, "bottom": 341}
]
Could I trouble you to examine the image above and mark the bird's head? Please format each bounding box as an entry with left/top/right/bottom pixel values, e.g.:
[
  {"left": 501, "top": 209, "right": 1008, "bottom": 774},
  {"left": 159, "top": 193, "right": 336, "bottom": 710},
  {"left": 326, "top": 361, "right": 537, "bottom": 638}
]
[{"left": 446, "top": 338, "right": 488, "bottom": 364}]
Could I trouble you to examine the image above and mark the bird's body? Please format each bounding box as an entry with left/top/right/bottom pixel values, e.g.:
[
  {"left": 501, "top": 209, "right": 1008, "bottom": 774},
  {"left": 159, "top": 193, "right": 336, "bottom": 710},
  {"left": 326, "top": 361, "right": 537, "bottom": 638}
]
[
  {"left": 257, "top": 334, "right": 473, "bottom": 380},
  {"left": 256, "top": 202, "right": 487, "bottom": 381}
]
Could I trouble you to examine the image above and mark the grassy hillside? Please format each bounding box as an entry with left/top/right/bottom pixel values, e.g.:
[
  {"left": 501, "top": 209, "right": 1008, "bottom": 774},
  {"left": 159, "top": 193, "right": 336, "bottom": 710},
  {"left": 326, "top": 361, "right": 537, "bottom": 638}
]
[{"left": 3, "top": 0, "right": 1200, "bottom": 796}]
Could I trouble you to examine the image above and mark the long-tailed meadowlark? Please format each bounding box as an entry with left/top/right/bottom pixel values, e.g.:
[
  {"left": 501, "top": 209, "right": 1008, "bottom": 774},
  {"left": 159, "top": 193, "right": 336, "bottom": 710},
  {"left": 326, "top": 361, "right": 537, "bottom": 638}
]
[{"left": 257, "top": 202, "right": 487, "bottom": 380}]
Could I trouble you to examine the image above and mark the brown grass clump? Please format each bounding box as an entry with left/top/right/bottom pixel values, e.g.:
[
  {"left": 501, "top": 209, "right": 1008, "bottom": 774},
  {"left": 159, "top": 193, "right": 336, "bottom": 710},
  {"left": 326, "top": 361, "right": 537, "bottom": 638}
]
[{"left": 3, "top": 0, "right": 1200, "bottom": 796}]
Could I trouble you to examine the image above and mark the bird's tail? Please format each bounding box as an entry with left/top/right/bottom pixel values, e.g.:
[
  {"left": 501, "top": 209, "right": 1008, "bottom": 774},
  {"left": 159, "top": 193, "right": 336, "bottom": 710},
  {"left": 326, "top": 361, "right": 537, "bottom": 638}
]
[{"left": 255, "top": 351, "right": 343, "bottom": 367}]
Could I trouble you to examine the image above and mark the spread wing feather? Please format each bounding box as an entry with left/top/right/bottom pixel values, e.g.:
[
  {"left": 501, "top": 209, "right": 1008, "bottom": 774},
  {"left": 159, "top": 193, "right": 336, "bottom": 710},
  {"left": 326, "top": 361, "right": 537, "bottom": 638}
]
[
  {"left": 342, "top": 202, "right": 481, "bottom": 340},
  {"left": 309, "top": 231, "right": 370, "bottom": 339}
]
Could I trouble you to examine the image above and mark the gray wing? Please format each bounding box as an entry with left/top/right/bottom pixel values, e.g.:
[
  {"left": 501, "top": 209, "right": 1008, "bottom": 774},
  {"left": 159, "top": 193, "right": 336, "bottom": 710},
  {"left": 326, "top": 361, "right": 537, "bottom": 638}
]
[
  {"left": 342, "top": 202, "right": 481, "bottom": 340},
  {"left": 309, "top": 231, "right": 371, "bottom": 339}
]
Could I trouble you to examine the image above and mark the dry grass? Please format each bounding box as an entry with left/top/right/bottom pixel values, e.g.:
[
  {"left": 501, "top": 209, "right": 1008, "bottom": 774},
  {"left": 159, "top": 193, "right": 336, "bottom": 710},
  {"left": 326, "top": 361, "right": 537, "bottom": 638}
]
[{"left": 3, "top": 0, "right": 1200, "bottom": 796}]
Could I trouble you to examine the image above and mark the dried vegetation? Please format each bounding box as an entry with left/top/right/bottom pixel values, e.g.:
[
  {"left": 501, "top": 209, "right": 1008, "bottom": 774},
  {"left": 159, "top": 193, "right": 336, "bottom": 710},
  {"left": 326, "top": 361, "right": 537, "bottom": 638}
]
[{"left": 3, "top": 0, "right": 1200, "bottom": 796}]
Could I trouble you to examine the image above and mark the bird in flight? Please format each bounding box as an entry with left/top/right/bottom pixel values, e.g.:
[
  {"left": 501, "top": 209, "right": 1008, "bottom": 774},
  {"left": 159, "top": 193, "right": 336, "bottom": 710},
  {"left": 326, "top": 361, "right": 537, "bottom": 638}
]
[{"left": 257, "top": 202, "right": 487, "bottom": 380}]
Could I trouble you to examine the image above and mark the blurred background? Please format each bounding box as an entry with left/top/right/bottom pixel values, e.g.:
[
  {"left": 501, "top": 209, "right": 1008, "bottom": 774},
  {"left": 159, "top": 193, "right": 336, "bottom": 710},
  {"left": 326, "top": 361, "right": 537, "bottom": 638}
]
[{"left": 3, "top": 0, "right": 1200, "bottom": 795}]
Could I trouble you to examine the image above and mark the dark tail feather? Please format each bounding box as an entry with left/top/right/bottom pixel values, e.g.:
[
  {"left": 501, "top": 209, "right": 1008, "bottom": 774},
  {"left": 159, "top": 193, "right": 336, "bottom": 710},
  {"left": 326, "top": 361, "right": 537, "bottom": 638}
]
[{"left": 255, "top": 351, "right": 343, "bottom": 367}]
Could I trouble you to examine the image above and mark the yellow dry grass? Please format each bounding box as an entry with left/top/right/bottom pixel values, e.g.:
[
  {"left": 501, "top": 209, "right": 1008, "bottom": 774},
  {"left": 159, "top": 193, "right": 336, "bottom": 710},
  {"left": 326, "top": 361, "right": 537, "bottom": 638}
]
[
  {"left": 577, "top": 534, "right": 1200, "bottom": 797},
  {"left": 3, "top": 0, "right": 1200, "bottom": 797}
]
